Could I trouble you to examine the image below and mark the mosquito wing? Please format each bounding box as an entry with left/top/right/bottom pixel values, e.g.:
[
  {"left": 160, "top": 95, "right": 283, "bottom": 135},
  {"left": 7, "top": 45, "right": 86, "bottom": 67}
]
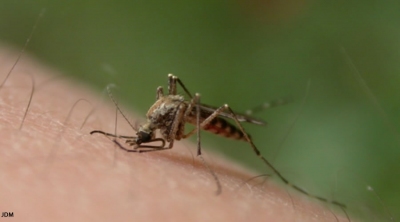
[{"left": 198, "top": 103, "right": 267, "bottom": 125}]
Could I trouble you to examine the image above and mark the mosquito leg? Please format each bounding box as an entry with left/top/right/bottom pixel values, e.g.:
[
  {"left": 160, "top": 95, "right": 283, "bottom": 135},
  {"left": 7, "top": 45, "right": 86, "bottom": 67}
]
[
  {"left": 183, "top": 102, "right": 347, "bottom": 208},
  {"left": 167, "top": 74, "right": 177, "bottom": 95},
  {"left": 136, "top": 146, "right": 173, "bottom": 153},
  {"left": 114, "top": 139, "right": 171, "bottom": 153},
  {"left": 181, "top": 103, "right": 228, "bottom": 141},
  {"left": 125, "top": 138, "right": 166, "bottom": 148},
  {"left": 166, "top": 102, "right": 186, "bottom": 148},
  {"left": 168, "top": 74, "right": 193, "bottom": 98},
  {"left": 182, "top": 93, "right": 200, "bottom": 128},
  {"left": 224, "top": 105, "right": 347, "bottom": 209},
  {"left": 156, "top": 86, "right": 164, "bottom": 100},
  {"left": 195, "top": 93, "right": 201, "bottom": 155},
  {"left": 113, "top": 140, "right": 139, "bottom": 152},
  {"left": 90, "top": 130, "right": 137, "bottom": 139},
  {"left": 92, "top": 129, "right": 168, "bottom": 152}
]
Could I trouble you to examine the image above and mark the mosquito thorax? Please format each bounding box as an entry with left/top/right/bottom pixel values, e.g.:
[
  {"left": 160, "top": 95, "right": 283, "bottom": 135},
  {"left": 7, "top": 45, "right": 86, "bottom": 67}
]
[{"left": 147, "top": 95, "right": 185, "bottom": 127}]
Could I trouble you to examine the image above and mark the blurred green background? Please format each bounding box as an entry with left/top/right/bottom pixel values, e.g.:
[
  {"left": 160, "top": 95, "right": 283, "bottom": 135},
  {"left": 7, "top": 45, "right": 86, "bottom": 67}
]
[{"left": 1, "top": 0, "right": 399, "bottom": 220}]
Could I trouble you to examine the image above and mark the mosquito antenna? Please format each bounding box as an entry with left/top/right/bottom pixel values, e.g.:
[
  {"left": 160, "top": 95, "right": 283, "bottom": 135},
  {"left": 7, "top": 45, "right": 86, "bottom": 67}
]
[{"left": 0, "top": 8, "right": 45, "bottom": 92}]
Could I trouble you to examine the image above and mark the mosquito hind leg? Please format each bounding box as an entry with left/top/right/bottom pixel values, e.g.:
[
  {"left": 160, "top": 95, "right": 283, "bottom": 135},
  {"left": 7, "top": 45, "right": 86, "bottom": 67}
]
[
  {"left": 181, "top": 101, "right": 348, "bottom": 209},
  {"left": 223, "top": 105, "right": 348, "bottom": 209},
  {"left": 167, "top": 74, "right": 177, "bottom": 95}
]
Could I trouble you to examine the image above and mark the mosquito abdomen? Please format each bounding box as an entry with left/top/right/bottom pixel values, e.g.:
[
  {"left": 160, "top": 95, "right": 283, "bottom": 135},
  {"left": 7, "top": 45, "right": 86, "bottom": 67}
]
[{"left": 203, "top": 117, "right": 249, "bottom": 141}]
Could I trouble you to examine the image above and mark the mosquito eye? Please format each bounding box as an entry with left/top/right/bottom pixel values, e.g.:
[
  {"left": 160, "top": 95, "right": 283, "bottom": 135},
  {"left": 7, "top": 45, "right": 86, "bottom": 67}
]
[{"left": 137, "top": 131, "right": 152, "bottom": 143}]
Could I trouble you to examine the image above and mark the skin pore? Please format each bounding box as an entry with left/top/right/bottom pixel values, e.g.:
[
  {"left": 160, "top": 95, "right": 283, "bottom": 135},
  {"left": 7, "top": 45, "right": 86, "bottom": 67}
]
[{"left": 0, "top": 47, "right": 349, "bottom": 221}]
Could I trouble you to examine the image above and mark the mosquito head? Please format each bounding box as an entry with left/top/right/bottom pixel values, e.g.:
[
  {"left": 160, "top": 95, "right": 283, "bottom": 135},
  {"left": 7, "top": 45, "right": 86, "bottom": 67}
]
[
  {"left": 135, "top": 131, "right": 153, "bottom": 144},
  {"left": 136, "top": 122, "right": 155, "bottom": 144}
]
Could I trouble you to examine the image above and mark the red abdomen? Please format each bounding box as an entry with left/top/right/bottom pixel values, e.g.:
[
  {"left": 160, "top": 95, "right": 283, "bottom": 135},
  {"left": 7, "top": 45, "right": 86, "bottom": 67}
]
[{"left": 202, "top": 117, "right": 249, "bottom": 141}]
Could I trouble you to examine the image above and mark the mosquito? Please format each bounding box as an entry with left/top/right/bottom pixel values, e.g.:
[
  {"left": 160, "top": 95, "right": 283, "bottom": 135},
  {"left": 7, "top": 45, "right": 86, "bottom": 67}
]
[{"left": 90, "top": 74, "right": 347, "bottom": 210}]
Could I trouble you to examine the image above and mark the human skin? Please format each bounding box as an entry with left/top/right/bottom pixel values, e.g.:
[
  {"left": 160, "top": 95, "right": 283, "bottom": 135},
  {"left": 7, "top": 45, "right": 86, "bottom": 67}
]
[{"left": 0, "top": 47, "right": 348, "bottom": 222}]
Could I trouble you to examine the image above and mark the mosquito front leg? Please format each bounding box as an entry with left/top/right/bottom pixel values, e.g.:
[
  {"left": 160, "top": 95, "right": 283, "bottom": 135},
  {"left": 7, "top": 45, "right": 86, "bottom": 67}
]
[
  {"left": 90, "top": 130, "right": 137, "bottom": 140},
  {"left": 166, "top": 102, "right": 187, "bottom": 148},
  {"left": 131, "top": 144, "right": 172, "bottom": 153},
  {"left": 182, "top": 93, "right": 200, "bottom": 124},
  {"left": 114, "top": 140, "right": 169, "bottom": 153},
  {"left": 168, "top": 74, "right": 193, "bottom": 98},
  {"left": 155, "top": 86, "right": 164, "bottom": 100},
  {"left": 168, "top": 74, "right": 177, "bottom": 95},
  {"left": 91, "top": 130, "right": 169, "bottom": 152},
  {"left": 117, "top": 138, "right": 168, "bottom": 152},
  {"left": 113, "top": 140, "right": 140, "bottom": 152}
]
